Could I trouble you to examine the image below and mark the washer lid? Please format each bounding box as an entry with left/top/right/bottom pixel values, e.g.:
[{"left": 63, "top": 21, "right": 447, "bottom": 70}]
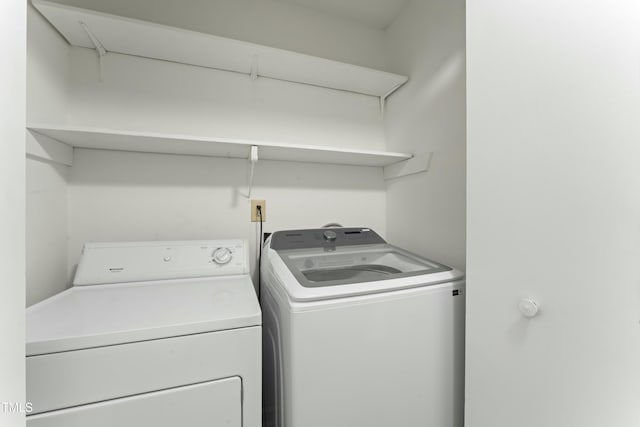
[
  {"left": 268, "top": 243, "right": 464, "bottom": 302},
  {"left": 26, "top": 276, "right": 261, "bottom": 356}
]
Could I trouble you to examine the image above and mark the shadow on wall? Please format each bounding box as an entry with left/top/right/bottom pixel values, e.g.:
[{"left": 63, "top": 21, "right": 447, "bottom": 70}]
[
  {"left": 416, "top": 51, "right": 465, "bottom": 112},
  {"left": 391, "top": 50, "right": 466, "bottom": 150}
]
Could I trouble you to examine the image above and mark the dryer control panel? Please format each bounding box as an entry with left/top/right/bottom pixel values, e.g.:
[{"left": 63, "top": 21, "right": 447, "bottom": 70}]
[{"left": 73, "top": 240, "right": 249, "bottom": 285}]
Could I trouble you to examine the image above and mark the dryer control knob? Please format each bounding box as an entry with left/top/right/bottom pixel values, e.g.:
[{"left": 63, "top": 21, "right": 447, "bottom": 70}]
[
  {"left": 518, "top": 298, "right": 539, "bottom": 318},
  {"left": 212, "top": 247, "right": 232, "bottom": 265},
  {"left": 323, "top": 230, "right": 337, "bottom": 242}
]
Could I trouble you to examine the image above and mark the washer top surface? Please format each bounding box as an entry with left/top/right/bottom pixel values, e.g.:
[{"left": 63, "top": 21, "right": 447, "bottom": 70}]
[
  {"left": 265, "top": 228, "right": 464, "bottom": 302},
  {"left": 26, "top": 240, "right": 261, "bottom": 356}
]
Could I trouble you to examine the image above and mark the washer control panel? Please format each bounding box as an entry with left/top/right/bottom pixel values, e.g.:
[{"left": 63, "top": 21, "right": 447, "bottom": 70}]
[
  {"left": 74, "top": 240, "right": 249, "bottom": 285},
  {"left": 270, "top": 227, "right": 386, "bottom": 251}
]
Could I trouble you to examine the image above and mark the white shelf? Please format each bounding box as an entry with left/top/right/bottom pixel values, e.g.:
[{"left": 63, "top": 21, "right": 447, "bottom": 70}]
[
  {"left": 32, "top": 0, "right": 408, "bottom": 98},
  {"left": 27, "top": 125, "right": 412, "bottom": 167}
]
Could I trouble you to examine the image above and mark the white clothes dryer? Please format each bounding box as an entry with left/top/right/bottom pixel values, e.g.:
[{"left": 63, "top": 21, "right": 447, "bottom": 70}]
[
  {"left": 26, "top": 240, "right": 261, "bottom": 427},
  {"left": 261, "top": 227, "right": 465, "bottom": 427}
]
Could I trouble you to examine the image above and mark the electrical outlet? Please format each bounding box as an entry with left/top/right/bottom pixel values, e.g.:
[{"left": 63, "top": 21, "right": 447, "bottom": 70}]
[{"left": 251, "top": 200, "right": 266, "bottom": 222}]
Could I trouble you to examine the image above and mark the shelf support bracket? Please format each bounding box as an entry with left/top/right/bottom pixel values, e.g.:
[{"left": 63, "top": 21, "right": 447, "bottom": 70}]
[
  {"left": 247, "top": 145, "right": 259, "bottom": 198},
  {"left": 80, "top": 21, "right": 107, "bottom": 81},
  {"left": 26, "top": 129, "right": 74, "bottom": 166},
  {"left": 383, "top": 152, "right": 431, "bottom": 180},
  {"left": 250, "top": 55, "right": 259, "bottom": 81},
  {"left": 380, "top": 81, "right": 406, "bottom": 115},
  {"left": 250, "top": 55, "right": 259, "bottom": 104}
]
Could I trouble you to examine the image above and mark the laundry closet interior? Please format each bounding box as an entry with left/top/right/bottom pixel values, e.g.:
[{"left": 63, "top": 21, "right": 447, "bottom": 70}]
[
  {"left": 15, "top": 1, "right": 640, "bottom": 426},
  {"left": 25, "top": 1, "right": 466, "bottom": 425},
  {"left": 26, "top": 0, "right": 466, "bottom": 306}
]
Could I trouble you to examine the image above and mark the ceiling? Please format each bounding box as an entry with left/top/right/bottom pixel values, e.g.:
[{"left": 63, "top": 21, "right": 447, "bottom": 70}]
[{"left": 276, "top": 0, "right": 409, "bottom": 29}]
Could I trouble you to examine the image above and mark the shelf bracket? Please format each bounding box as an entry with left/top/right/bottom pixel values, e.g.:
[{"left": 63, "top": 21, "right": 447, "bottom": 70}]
[
  {"left": 379, "top": 92, "right": 392, "bottom": 116},
  {"left": 80, "top": 21, "right": 107, "bottom": 81},
  {"left": 26, "top": 129, "right": 74, "bottom": 166},
  {"left": 250, "top": 55, "right": 259, "bottom": 103},
  {"left": 383, "top": 152, "right": 432, "bottom": 180},
  {"left": 250, "top": 55, "right": 259, "bottom": 81},
  {"left": 380, "top": 81, "right": 407, "bottom": 115},
  {"left": 247, "top": 145, "right": 259, "bottom": 198}
]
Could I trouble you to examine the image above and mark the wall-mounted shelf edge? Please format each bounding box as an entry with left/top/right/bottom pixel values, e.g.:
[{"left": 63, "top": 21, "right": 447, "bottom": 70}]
[
  {"left": 27, "top": 124, "right": 413, "bottom": 168},
  {"left": 32, "top": 0, "right": 408, "bottom": 98}
]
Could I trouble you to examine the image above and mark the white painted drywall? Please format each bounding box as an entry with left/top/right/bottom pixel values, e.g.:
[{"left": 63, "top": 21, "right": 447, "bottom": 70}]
[
  {"left": 466, "top": 1, "right": 640, "bottom": 426},
  {"left": 27, "top": 3, "right": 69, "bottom": 125},
  {"left": 26, "top": 160, "right": 69, "bottom": 306},
  {"left": 48, "top": 0, "right": 388, "bottom": 70},
  {"left": 61, "top": 46, "right": 387, "bottom": 292},
  {"left": 26, "top": 3, "right": 71, "bottom": 307},
  {"left": 279, "top": 0, "right": 407, "bottom": 30},
  {"left": 26, "top": 0, "right": 391, "bottom": 304},
  {"left": 67, "top": 149, "right": 386, "bottom": 288},
  {"left": 0, "top": 0, "right": 26, "bottom": 423},
  {"left": 67, "top": 48, "right": 386, "bottom": 152},
  {"left": 383, "top": 0, "right": 466, "bottom": 270}
]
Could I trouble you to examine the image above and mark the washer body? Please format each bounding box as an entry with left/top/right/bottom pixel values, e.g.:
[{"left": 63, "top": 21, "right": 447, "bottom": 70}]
[
  {"left": 261, "top": 228, "right": 465, "bottom": 427},
  {"left": 26, "top": 240, "right": 261, "bottom": 427}
]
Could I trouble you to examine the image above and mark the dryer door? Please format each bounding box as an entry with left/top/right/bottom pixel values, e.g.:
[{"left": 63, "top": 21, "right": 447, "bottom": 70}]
[{"left": 26, "top": 377, "right": 241, "bottom": 427}]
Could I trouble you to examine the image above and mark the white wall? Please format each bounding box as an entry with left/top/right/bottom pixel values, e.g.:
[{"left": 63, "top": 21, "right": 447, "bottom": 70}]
[
  {"left": 67, "top": 149, "right": 386, "bottom": 286},
  {"left": 383, "top": 0, "right": 466, "bottom": 270},
  {"left": 26, "top": 160, "right": 69, "bottom": 306},
  {"left": 60, "top": 28, "right": 389, "bottom": 292},
  {"left": 67, "top": 48, "right": 385, "bottom": 151},
  {"left": 49, "top": 0, "right": 388, "bottom": 70},
  {"left": 26, "top": 3, "right": 71, "bottom": 306},
  {"left": 27, "top": 4, "right": 69, "bottom": 125},
  {"left": 466, "top": 1, "right": 640, "bottom": 426},
  {"left": 26, "top": 1, "right": 391, "bottom": 304},
  {"left": 0, "top": 0, "right": 26, "bottom": 424}
]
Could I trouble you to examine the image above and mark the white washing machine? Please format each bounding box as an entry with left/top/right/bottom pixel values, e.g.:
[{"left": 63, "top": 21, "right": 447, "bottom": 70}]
[
  {"left": 261, "top": 227, "right": 465, "bottom": 427},
  {"left": 26, "top": 240, "right": 261, "bottom": 427}
]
